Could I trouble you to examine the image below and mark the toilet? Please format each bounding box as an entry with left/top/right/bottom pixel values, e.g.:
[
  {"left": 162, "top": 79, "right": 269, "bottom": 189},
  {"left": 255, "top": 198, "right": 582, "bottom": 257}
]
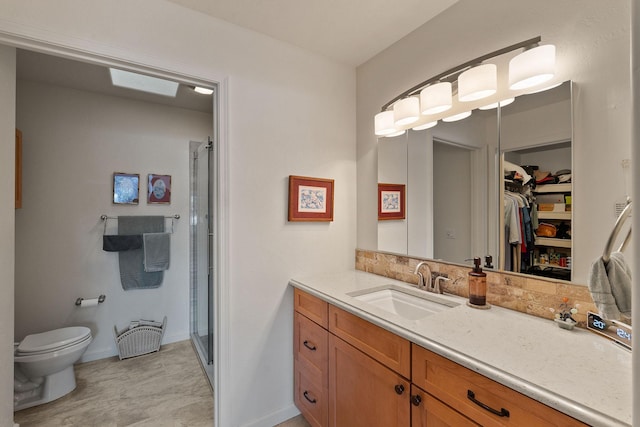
[{"left": 14, "top": 326, "right": 92, "bottom": 411}]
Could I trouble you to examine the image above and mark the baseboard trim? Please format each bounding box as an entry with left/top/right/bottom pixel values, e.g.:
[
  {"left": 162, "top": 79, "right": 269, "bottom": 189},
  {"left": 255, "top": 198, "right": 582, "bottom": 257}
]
[{"left": 241, "top": 404, "right": 301, "bottom": 427}]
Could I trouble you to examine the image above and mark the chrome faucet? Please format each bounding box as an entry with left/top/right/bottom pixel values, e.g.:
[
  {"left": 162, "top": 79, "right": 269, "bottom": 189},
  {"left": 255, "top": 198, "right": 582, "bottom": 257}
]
[{"left": 413, "top": 261, "right": 432, "bottom": 292}]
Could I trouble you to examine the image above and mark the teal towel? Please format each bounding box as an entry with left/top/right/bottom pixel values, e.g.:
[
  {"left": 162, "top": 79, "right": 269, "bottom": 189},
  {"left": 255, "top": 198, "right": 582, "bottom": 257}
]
[
  {"left": 118, "top": 216, "right": 164, "bottom": 290},
  {"left": 143, "top": 233, "right": 170, "bottom": 272}
]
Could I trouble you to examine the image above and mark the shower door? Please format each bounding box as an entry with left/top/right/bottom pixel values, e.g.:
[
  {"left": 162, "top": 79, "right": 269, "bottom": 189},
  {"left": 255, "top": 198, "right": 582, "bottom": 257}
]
[{"left": 190, "top": 139, "right": 214, "bottom": 375}]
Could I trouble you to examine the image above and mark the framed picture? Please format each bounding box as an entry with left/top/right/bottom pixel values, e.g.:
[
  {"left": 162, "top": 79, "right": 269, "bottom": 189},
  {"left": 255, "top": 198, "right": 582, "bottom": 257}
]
[
  {"left": 148, "top": 174, "right": 171, "bottom": 204},
  {"left": 113, "top": 173, "right": 139, "bottom": 205},
  {"left": 378, "top": 183, "right": 405, "bottom": 220},
  {"left": 288, "top": 175, "right": 334, "bottom": 222}
]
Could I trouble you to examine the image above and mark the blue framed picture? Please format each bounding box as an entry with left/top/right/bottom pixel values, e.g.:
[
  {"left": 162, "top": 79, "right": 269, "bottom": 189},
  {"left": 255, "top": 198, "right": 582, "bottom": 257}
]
[{"left": 113, "top": 172, "right": 139, "bottom": 205}]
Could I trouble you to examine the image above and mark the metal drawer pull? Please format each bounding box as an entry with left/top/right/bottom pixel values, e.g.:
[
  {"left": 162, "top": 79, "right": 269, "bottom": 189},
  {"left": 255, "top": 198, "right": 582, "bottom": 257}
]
[
  {"left": 467, "top": 390, "right": 510, "bottom": 418},
  {"left": 303, "top": 340, "right": 317, "bottom": 351},
  {"left": 303, "top": 391, "right": 317, "bottom": 404}
]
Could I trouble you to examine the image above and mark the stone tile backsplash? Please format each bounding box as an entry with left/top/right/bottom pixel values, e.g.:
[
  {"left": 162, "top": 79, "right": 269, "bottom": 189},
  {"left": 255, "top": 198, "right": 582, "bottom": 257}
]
[{"left": 355, "top": 249, "right": 597, "bottom": 327}]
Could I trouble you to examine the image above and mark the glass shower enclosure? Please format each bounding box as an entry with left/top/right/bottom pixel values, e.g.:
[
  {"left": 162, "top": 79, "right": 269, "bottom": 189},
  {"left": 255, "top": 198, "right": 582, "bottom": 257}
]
[{"left": 189, "top": 139, "right": 215, "bottom": 386}]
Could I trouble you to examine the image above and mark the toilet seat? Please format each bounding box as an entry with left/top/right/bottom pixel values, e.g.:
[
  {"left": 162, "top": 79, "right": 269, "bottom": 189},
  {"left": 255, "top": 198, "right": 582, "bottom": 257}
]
[{"left": 16, "top": 327, "right": 92, "bottom": 355}]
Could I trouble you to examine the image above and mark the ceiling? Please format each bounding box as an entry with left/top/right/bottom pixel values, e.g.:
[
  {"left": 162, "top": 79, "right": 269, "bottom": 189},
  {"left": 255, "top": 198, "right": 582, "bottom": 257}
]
[
  {"left": 16, "top": 49, "right": 214, "bottom": 113},
  {"left": 16, "top": 1, "right": 459, "bottom": 110},
  {"left": 165, "top": 0, "right": 459, "bottom": 66}
]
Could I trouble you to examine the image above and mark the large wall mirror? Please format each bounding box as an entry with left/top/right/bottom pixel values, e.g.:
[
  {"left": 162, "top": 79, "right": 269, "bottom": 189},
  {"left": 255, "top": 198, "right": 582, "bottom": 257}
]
[
  {"left": 500, "top": 81, "right": 573, "bottom": 280},
  {"left": 377, "top": 81, "right": 587, "bottom": 283}
]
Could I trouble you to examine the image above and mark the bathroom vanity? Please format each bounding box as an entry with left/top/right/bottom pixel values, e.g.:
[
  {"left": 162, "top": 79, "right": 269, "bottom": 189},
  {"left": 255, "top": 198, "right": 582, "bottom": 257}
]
[{"left": 290, "top": 271, "right": 630, "bottom": 427}]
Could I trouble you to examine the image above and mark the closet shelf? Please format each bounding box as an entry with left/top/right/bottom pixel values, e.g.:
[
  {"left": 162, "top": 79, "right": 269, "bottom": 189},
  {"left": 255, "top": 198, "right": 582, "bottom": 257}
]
[
  {"left": 538, "top": 211, "right": 571, "bottom": 220},
  {"left": 533, "top": 262, "right": 571, "bottom": 271},
  {"left": 535, "top": 183, "right": 572, "bottom": 193},
  {"left": 534, "top": 237, "right": 571, "bottom": 248}
]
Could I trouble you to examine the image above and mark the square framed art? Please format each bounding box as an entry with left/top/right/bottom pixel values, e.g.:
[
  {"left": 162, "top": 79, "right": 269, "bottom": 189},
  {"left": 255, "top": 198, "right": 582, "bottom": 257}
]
[
  {"left": 113, "top": 172, "right": 139, "bottom": 205},
  {"left": 148, "top": 174, "right": 171, "bottom": 204},
  {"left": 288, "top": 175, "right": 334, "bottom": 222},
  {"left": 378, "top": 183, "right": 405, "bottom": 220}
]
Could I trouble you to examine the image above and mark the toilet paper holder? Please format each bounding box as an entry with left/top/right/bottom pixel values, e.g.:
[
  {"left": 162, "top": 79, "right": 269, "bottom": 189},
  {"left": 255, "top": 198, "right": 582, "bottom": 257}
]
[{"left": 75, "top": 295, "right": 106, "bottom": 306}]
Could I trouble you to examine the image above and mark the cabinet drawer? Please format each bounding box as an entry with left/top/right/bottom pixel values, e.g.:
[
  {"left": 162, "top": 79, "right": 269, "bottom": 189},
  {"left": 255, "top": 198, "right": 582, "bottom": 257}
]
[
  {"left": 412, "top": 344, "right": 587, "bottom": 426},
  {"left": 295, "top": 365, "right": 328, "bottom": 427},
  {"left": 294, "top": 312, "right": 328, "bottom": 387},
  {"left": 294, "top": 288, "right": 329, "bottom": 328},
  {"left": 329, "top": 305, "right": 410, "bottom": 378},
  {"left": 411, "top": 385, "right": 480, "bottom": 427}
]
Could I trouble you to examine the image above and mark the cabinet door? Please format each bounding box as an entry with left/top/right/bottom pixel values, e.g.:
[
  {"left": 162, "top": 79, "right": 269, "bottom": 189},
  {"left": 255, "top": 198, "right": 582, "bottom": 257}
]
[
  {"left": 410, "top": 385, "right": 480, "bottom": 427},
  {"left": 328, "top": 334, "right": 409, "bottom": 427}
]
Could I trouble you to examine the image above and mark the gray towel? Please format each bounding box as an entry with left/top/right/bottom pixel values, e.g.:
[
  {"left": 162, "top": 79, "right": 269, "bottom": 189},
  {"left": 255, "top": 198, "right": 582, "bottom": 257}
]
[
  {"left": 118, "top": 216, "right": 165, "bottom": 290},
  {"left": 588, "top": 252, "right": 632, "bottom": 320},
  {"left": 143, "top": 233, "right": 170, "bottom": 272},
  {"left": 103, "top": 235, "right": 142, "bottom": 252}
]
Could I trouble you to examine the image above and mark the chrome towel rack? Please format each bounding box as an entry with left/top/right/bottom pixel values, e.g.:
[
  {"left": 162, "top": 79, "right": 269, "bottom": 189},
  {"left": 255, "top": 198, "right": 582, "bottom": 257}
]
[
  {"left": 602, "top": 199, "right": 632, "bottom": 263},
  {"left": 101, "top": 214, "right": 180, "bottom": 233}
]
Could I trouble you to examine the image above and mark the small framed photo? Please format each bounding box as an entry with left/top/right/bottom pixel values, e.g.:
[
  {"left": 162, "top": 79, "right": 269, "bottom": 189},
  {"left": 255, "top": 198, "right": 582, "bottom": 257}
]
[
  {"left": 378, "top": 183, "right": 405, "bottom": 220},
  {"left": 288, "top": 175, "right": 334, "bottom": 222},
  {"left": 148, "top": 174, "right": 171, "bottom": 204},
  {"left": 113, "top": 172, "right": 139, "bottom": 205}
]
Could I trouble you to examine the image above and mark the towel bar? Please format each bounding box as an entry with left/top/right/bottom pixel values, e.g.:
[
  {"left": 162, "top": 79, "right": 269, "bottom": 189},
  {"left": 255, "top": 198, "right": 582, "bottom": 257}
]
[
  {"left": 602, "top": 199, "right": 632, "bottom": 263},
  {"left": 101, "top": 214, "right": 180, "bottom": 234},
  {"left": 100, "top": 214, "right": 180, "bottom": 220}
]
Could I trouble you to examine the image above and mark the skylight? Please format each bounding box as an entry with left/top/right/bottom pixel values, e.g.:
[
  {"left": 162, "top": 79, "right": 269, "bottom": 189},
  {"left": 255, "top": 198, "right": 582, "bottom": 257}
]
[{"left": 109, "top": 68, "right": 179, "bottom": 97}]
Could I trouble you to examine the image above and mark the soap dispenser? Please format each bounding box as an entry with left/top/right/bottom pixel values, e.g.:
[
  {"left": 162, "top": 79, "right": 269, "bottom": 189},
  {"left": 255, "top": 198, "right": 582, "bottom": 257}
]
[{"left": 467, "top": 257, "right": 490, "bottom": 309}]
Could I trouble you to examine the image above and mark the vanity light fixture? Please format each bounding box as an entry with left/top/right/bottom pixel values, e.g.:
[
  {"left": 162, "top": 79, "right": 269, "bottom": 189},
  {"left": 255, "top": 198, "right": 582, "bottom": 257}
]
[
  {"left": 442, "top": 111, "right": 472, "bottom": 122},
  {"left": 420, "top": 82, "right": 452, "bottom": 115},
  {"left": 412, "top": 121, "right": 438, "bottom": 131},
  {"left": 479, "top": 97, "right": 515, "bottom": 110},
  {"left": 509, "top": 44, "right": 556, "bottom": 90},
  {"left": 109, "top": 68, "right": 179, "bottom": 97},
  {"left": 458, "top": 64, "right": 497, "bottom": 102},
  {"left": 374, "top": 110, "right": 398, "bottom": 136},
  {"left": 374, "top": 36, "right": 556, "bottom": 136},
  {"left": 386, "top": 129, "right": 407, "bottom": 137},
  {"left": 393, "top": 97, "right": 420, "bottom": 126}
]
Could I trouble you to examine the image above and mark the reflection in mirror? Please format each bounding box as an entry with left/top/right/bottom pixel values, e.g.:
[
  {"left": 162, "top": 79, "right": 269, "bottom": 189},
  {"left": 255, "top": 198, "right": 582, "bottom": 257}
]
[
  {"left": 377, "top": 108, "right": 498, "bottom": 266},
  {"left": 499, "top": 81, "right": 572, "bottom": 281}
]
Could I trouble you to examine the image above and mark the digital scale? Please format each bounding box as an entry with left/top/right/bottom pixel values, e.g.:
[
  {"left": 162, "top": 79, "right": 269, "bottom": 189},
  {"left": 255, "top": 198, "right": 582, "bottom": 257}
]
[{"left": 587, "top": 312, "right": 632, "bottom": 350}]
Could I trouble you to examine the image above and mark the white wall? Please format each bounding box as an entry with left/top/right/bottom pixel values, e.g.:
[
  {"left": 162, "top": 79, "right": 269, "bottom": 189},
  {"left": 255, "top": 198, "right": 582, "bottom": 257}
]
[
  {"left": 14, "top": 80, "right": 212, "bottom": 360},
  {"left": 0, "top": 1, "right": 356, "bottom": 426},
  {"left": 0, "top": 45, "right": 16, "bottom": 427},
  {"left": 357, "top": 0, "right": 631, "bottom": 284}
]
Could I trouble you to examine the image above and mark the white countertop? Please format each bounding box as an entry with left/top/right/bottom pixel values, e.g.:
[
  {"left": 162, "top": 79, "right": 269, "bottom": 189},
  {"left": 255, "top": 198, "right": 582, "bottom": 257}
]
[{"left": 289, "top": 270, "right": 631, "bottom": 427}]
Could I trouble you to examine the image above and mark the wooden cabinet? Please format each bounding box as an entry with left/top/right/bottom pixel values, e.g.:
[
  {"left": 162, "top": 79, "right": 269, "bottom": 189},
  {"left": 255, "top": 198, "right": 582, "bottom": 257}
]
[
  {"left": 328, "top": 305, "right": 410, "bottom": 378},
  {"left": 294, "top": 289, "right": 329, "bottom": 427},
  {"left": 294, "top": 288, "right": 587, "bottom": 427},
  {"left": 328, "top": 334, "right": 410, "bottom": 427},
  {"left": 411, "top": 344, "right": 587, "bottom": 426},
  {"left": 410, "top": 385, "right": 480, "bottom": 427}
]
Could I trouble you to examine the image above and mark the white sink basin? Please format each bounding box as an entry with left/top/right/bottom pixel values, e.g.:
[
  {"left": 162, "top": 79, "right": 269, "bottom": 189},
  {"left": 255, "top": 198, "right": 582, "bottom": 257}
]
[{"left": 348, "top": 285, "right": 458, "bottom": 320}]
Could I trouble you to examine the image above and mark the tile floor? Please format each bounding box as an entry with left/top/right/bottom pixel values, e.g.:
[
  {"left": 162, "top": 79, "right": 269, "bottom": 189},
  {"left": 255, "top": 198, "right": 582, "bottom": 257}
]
[
  {"left": 274, "top": 415, "right": 311, "bottom": 427},
  {"left": 14, "top": 340, "right": 214, "bottom": 427}
]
